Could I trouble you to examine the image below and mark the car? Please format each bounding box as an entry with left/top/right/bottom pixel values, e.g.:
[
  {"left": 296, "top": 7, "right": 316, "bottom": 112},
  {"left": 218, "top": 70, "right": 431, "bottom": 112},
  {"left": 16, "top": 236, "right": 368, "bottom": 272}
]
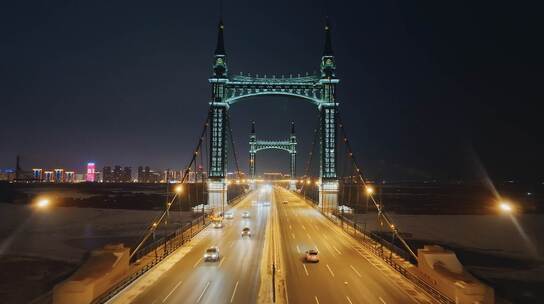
[
  {"left": 224, "top": 212, "right": 234, "bottom": 219},
  {"left": 241, "top": 227, "right": 251, "bottom": 237},
  {"left": 282, "top": 200, "right": 288, "bottom": 204},
  {"left": 204, "top": 247, "right": 220, "bottom": 261},
  {"left": 242, "top": 211, "right": 250, "bottom": 218},
  {"left": 305, "top": 249, "right": 319, "bottom": 263},
  {"left": 212, "top": 221, "right": 223, "bottom": 228}
]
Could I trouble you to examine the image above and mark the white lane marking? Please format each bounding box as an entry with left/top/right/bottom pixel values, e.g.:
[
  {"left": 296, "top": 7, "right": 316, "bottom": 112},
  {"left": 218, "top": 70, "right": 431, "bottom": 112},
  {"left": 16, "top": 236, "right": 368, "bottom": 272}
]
[
  {"left": 314, "top": 245, "right": 319, "bottom": 252},
  {"left": 196, "top": 281, "right": 210, "bottom": 303},
  {"left": 192, "top": 257, "right": 202, "bottom": 268},
  {"left": 306, "top": 233, "right": 312, "bottom": 239},
  {"left": 349, "top": 265, "right": 362, "bottom": 277},
  {"left": 323, "top": 235, "right": 329, "bottom": 241},
  {"left": 314, "top": 296, "right": 320, "bottom": 304},
  {"left": 230, "top": 280, "right": 239, "bottom": 303},
  {"left": 296, "top": 245, "right": 301, "bottom": 254},
  {"left": 291, "top": 233, "right": 296, "bottom": 239},
  {"left": 346, "top": 295, "right": 354, "bottom": 304},
  {"left": 326, "top": 264, "right": 335, "bottom": 277},
  {"left": 289, "top": 225, "right": 292, "bottom": 230},
  {"left": 218, "top": 256, "right": 226, "bottom": 268},
  {"left": 303, "top": 264, "right": 309, "bottom": 276},
  {"left": 229, "top": 241, "right": 234, "bottom": 248},
  {"left": 379, "top": 296, "right": 387, "bottom": 304},
  {"left": 332, "top": 245, "right": 342, "bottom": 254},
  {"left": 162, "top": 280, "right": 183, "bottom": 303},
  {"left": 302, "top": 225, "right": 306, "bottom": 230}
]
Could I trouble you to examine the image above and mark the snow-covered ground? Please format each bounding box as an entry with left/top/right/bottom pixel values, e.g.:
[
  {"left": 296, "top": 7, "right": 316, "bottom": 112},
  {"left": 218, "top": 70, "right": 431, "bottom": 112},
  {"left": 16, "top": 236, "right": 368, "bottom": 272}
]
[
  {"left": 354, "top": 213, "right": 544, "bottom": 259},
  {"left": 0, "top": 203, "right": 194, "bottom": 263}
]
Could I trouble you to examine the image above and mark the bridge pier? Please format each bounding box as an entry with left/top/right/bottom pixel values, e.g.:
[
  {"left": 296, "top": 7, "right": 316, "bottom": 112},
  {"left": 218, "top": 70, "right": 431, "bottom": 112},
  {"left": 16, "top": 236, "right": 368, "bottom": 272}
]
[
  {"left": 288, "top": 180, "right": 297, "bottom": 191},
  {"left": 207, "top": 179, "right": 227, "bottom": 215},
  {"left": 318, "top": 180, "right": 338, "bottom": 213}
]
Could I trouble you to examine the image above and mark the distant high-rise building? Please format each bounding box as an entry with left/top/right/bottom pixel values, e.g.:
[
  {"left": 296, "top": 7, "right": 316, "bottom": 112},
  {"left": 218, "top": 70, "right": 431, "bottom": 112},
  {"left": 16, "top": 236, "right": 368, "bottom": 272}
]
[
  {"left": 122, "top": 167, "right": 132, "bottom": 182},
  {"left": 86, "top": 162, "right": 96, "bottom": 182},
  {"left": 44, "top": 171, "right": 53, "bottom": 182},
  {"left": 103, "top": 166, "right": 112, "bottom": 182},
  {"left": 113, "top": 165, "right": 122, "bottom": 182},
  {"left": 65, "top": 171, "right": 75, "bottom": 183},
  {"left": 54, "top": 169, "right": 64, "bottom": 183},
  {"left": 32, "top": 168, "right": 43, "bottom": 181}
]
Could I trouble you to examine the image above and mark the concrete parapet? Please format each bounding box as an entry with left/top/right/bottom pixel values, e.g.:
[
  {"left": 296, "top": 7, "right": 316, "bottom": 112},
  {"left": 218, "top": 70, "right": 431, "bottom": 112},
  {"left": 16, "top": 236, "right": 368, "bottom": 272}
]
[
  {"left": 414, "top": 245, "right": 494, "bottom": 304},
  {"left": 52, "top": 244, "right": 130, "bottom": 304}
]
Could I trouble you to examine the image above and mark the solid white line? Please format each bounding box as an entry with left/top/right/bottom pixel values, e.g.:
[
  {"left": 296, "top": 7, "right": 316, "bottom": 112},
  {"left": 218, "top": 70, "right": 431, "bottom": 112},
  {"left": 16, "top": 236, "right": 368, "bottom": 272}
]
[
  {"left": 346, "top": 295, "right": 354, "bottom": 304},
  {"left": 162, "top": 280, "right": 183, "bottom": 303},
  {"left": 379, "top": 296, "right": 387, "bottom": 304},
  {"left": 196, "top": 281, "right": 210, "bottom": 303},
  {"left": 332, "top": 245, "right": 342, "bottom": 254},
  {"left": 296, "top": 245, "right": 301, "bottom": 254},
  {"left": 303, "top": 264, "right": 309, "bottom": 276},
  {"left": 192, "top": 257, "right": 202, "bottom": 268},
  {"left": 230, "top": 281, "right": 239, "bottom": 303},
  {"left": 314, "top": 296, "right": 320, "bottom": 304},
  {"left": 218, "top": 256, "right": 226, "bottom": 268},
  {"left": 326, "top": 264, "right": 335, "bottom": 277},
  {"left": 350, "top": 265, "right": 362, "bottom": 277}
]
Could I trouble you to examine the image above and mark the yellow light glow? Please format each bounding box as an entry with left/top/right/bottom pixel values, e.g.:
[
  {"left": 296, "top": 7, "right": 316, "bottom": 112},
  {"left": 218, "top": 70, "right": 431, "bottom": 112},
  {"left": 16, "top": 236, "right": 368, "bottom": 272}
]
[
  {"left": 365, "top": 186, "right": 374, "bottom": 195},
  {"left": 175, "top": 185, "right": 183, "bottom": 194},
  {"left": 499, "top": 201, "right": 513, "bottom": 213},
  {"left": 36, "top": 199, "right": 50, "bottom": 209}
]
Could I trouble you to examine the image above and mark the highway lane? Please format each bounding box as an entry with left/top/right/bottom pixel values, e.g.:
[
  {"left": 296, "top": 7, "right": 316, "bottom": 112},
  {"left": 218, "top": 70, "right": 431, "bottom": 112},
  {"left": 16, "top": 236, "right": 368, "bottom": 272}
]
[
  {"left": 129, "top": 189, "right": 271, "bottom": 304},
  {"left": 274, "top": 187, "right": 432, "bottom": 304}
]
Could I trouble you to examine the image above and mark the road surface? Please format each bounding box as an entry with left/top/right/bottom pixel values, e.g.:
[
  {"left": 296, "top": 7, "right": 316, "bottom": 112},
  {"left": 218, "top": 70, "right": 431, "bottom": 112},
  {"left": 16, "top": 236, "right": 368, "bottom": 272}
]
[
  {"left": 129, "top": 189, "right": 271, "bottom": 304},
  {"left": 274, "top": 187, "right": 429, "bottom": 304}
]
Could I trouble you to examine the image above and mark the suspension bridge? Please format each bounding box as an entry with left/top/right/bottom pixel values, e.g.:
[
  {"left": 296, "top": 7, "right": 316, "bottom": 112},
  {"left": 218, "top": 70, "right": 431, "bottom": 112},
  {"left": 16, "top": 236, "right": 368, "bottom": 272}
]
[{"left": 51, "top": 17, "right": 494, "bottom": 304}]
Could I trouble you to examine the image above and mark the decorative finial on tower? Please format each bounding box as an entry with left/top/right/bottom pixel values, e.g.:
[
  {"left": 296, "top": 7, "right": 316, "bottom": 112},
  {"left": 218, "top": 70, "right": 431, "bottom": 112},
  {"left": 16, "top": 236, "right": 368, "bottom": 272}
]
[
  {"left": 291, "top": 121, "right": 295, "bottom": 135},
  {"left": 215, "top": 19, "right": 225, "bottom": 55},
  {"left": 323, "top": 16, "right": 334, "bottom": 56}
]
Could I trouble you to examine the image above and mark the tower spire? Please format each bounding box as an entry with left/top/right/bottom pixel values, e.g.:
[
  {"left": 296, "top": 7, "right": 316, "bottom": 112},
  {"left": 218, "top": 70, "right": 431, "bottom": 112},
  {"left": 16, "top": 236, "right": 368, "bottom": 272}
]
[
  {"left": 215, "top": 19, "right": 225, "bottom": 55},
  {"left": 251, "top": 121, "right": 256, "bottom": 134},
  {"left": 323, "top": 17, "right": 334, "bottom": 56},
  {"left": 291, "top": 121, "right": 295, "bottom": 135}
]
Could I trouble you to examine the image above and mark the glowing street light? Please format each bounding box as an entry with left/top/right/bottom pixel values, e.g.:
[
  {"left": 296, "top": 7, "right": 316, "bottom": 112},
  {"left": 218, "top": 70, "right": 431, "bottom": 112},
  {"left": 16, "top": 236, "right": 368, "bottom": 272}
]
[
  {"left": 175, "top": 185, "right": 183, "bottom": 194},
  {"left": 36, "top": 198, "right": 50, "bottom": 209},
  {"left": 365, "top": 186, "right": 374, "bottom": 195},
  {"left": 499, "top": 201, "right": 513, "bottom": 213}
]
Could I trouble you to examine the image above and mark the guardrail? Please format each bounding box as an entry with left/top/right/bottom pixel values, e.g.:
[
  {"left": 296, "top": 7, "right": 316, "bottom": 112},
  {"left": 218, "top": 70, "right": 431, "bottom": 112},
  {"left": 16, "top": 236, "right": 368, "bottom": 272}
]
[
  {"left": 91, "top": 190, "right": 252, "bottom": 304},
  {"left": 293, "top": 190, "right": 454, "bottom": 304}
]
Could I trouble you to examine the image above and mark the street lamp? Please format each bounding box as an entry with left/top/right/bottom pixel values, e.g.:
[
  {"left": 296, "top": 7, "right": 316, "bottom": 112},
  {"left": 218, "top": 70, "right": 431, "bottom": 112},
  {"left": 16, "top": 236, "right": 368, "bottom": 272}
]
[
  {"left": 499, "top": 201, "right": 513, "bottom": 213},
  {"left": 365, "top": 186, "right": 374, "bottom": 213},
  {"left": 175, "top": 185, "right": 183, "bottom": 194},
  {"left": 36, "top": 198, "right": 50, "bottom": 209}
]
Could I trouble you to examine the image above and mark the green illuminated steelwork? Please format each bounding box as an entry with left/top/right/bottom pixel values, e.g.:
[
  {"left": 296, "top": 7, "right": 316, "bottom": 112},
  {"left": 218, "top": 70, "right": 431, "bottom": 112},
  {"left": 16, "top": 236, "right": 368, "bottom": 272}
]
[
  {"left": 208, "top": 18, "right": 339, "bottom": 182},
  {"left": 249, "top": 122, "right": 297, "bottom": 179}
]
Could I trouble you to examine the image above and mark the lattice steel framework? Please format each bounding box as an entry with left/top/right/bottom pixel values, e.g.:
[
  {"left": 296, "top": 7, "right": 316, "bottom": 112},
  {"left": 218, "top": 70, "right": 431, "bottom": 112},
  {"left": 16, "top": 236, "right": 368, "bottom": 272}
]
[
  {"left": 249, "top": 122, "right": 297, "bottom": 179},
  {"left": 208, "top": 18, "right": 338, "bottom": 182}
]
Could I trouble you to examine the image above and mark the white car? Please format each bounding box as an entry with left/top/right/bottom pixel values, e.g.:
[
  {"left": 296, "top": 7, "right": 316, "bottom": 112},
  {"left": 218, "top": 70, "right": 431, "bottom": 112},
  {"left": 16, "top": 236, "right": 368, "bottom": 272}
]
[
  {"left": 213, "top": 221, "right": 223, "bottom": 228},
  {"left": 224, "top": 212, "right": 234, "bottom": 219},
  {"left": 305, "top": 249, "right": 319, "bottom": 263},
  {"left": 241, "top": 227, "right": 251, "bottom": 237},
  {"left": 204, "top": 247, "right": 220, "bottom": 261},
  {"left": 242, "top": 211, "right": 250, "bottom": 218}
]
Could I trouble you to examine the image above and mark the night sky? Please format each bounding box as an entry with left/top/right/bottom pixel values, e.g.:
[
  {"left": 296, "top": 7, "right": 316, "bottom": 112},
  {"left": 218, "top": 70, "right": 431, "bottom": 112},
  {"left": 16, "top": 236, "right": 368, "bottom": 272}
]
[{"left": 1, "top": 1, "right": 542, "bottom": 181}]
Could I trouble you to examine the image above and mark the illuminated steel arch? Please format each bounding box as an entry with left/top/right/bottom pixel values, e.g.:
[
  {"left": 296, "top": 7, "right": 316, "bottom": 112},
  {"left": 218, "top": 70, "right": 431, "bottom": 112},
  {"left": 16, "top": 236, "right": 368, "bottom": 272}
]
[
  {"left": 207, "top": 18, "right": 339, "bottom": 209},
  {"left": 249, "top": 122, "right": 297, "bottom": 180}
]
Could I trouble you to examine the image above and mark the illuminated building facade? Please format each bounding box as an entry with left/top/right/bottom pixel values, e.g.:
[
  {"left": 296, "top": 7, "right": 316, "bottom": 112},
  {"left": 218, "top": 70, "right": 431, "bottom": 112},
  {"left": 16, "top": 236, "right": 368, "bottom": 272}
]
[{"left": 86, "top": 162, "right": 96, "bottom": 182}]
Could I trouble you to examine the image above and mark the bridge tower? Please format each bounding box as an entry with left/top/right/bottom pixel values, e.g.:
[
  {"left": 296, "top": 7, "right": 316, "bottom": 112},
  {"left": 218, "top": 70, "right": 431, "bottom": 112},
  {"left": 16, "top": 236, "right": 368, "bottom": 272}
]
[
  {"left": 249, "top": 121, "right": 257, "bottom": 190},
  {"left": 318, "top": 18, "right": 339, "bottom": 211},
  {"left": 248, "top": 122, "right": 297, "bottom": 190},
  {"left": 208, "top": 18, "right": 229, "bottom": 212},
  {"left": 206, "top": 17, "right": 339, "bottom": 210}
]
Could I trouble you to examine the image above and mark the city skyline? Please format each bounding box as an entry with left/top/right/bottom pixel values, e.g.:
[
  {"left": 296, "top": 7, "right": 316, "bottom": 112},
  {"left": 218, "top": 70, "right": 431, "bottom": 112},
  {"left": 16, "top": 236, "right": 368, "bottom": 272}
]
[{"left": 1, "top": 1, "right": 542, "bottom": 181}]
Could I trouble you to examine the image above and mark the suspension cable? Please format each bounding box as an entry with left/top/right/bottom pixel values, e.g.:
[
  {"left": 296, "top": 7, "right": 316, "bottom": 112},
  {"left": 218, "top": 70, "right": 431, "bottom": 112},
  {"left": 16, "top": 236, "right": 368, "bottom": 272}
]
[
  {"left": 336, "top": 111, "right": 418, "bottom": 261},
  {"left": 130, "top": 107, "right": 212, "bottom": 259},
  {"left": 226, "top": 111, "right": 242, "bottom": 179}
]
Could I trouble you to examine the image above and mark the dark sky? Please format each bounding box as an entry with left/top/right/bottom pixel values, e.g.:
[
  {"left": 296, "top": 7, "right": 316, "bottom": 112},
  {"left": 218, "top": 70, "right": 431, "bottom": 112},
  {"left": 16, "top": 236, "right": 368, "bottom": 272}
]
[{"left": 1, "top": 1, "right": 542, "bottom": 181}]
